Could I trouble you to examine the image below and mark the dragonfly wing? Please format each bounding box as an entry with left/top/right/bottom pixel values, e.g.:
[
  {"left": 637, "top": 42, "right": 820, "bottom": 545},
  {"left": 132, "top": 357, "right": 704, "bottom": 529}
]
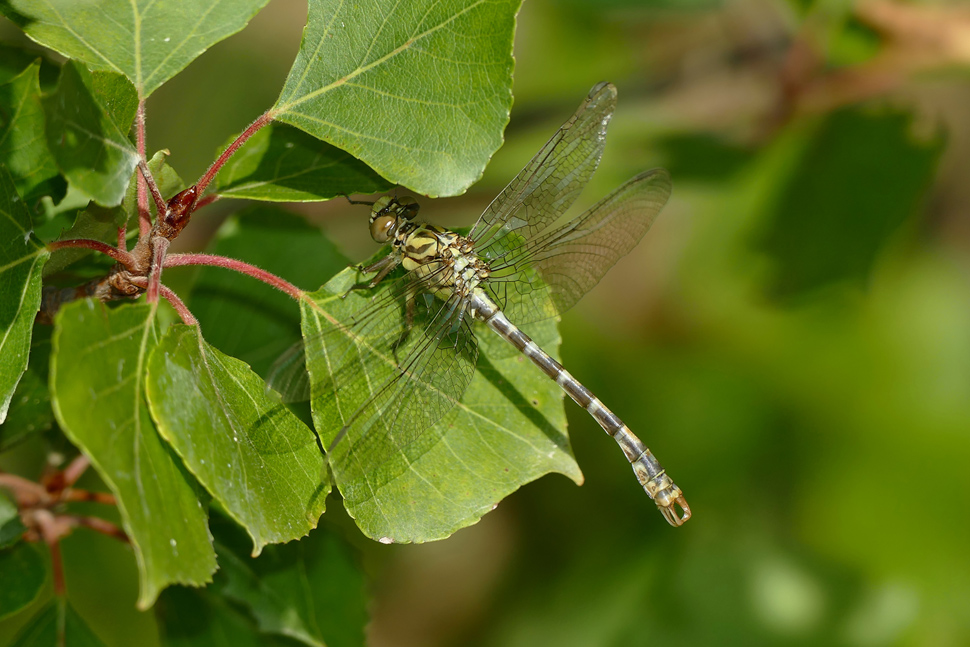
[
  {"left": 484, "top": 169, "right": 672, "bottom": 324},
  {"left": 297, "top": 269, "right": 479, "bottom": 481},
  {"left": 469, "top": 82, "right": 617, "bottom": 253}
]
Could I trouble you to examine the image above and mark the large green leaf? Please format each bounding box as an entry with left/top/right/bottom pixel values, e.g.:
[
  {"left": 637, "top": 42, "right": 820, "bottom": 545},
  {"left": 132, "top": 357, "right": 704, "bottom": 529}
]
[
  {"left": 757, "top": 107, "right": 943, "bottom": 297},
  {"left": 0, "top": 61, "right": 63, "bottom": 207},
  {"left": 43, "top": 62, "right": 139, "bottom": 207},
  {"left": 188, "top": 207, "right": 348, "bottom": 379},
  {"left": 300, "top": 269, "right": 581, "bottom": 543},
  {"left": 215, "top": 520, "right": 367, "bottom": 647},
  {"left": 273, "top": 0, "right": 519, "bottom": 198},
  {"left": 0, "top": 542, "right": 46, "bottom": 621},
  {"left": 214, "top": 123, "right": 392, "bottom": 202},
  {"left": 9, "top": 599, "right": 106, "bottom": 647},
  {"left": 0, "top": 0, "right": 272, "bottom": 98},
  {"left": 0, "top": 167, "right": 48, "bottom": 424},
  {"left": 51, "top": 301, "right": 217, "bottom": 609},
  {"left": 146, "top": 324, "right": 328, "bottom": 554}
]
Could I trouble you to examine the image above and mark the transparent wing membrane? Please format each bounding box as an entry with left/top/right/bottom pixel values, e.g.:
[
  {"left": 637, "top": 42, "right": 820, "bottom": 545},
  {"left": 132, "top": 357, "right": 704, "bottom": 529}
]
[
  {"left": 485, "top": 169, "right": 672, "bottom": 324},
  {"left": 470, "top": 82, "right": 617, "bottom": 255},
  {"left": 270, "top": 265, "right": 478, "bottom": 474}
]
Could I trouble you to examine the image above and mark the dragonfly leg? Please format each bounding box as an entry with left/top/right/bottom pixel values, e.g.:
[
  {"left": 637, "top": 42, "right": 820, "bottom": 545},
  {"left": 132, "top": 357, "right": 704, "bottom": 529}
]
[{"left": 341, "top": 255, "right": 400, "bottom": 298}]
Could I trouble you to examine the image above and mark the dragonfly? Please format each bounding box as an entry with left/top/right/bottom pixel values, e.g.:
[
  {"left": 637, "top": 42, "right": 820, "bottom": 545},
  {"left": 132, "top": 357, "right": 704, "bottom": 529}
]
[{"left": 271, "top": 82, "right": 690, "bottom": 526}]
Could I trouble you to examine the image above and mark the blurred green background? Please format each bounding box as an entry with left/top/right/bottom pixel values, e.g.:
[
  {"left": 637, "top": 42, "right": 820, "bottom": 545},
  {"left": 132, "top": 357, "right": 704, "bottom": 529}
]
[{"left": 4, "top": 0, "right": 970, "bottom": 645}]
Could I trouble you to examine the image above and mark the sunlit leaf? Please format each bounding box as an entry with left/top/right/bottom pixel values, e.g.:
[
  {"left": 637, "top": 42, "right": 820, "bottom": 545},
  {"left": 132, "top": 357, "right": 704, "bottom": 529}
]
[
  {"left": 300, "top": 269, "right": 580, "bottom": 543},
  {"left": 0, "top": 0, "right": 272, "bottom": 98},
  {"left": 146, "top": 324, "right": 328, "bottom": 555},
  {"left": 757, "top": 108, "right": 943, "bottom": 297},
  {"left": 214, "top": 122, "right": 392, "bottom": 202},
  {"left": 214, "top": 520, "right": 366, "bottom": 647},
  {"left": 0, "top": 168, "right": 47, "bottom": 424},
  {"left": 188, "top": 207, "right": 348, "bottom": 379},
  {"left": 0, "top": 542, "right": 46, "bottom": 621},
  {"left": 51, "top": 300, "right": 216, "bottom": 609},
  {"left": 9, "top": 599, "right": 106, "bottom": 647},
  {"left": 273, "top": 0, "right": 519, "bottom": 198},
  {"left": 0, "top": 61, "right": 64, "bottom": 207},
  {"left": 0, "top": 491, "right": 26, "bottom": 549},
  {"left": 43, "top": 61, "right": 138, "bottom": 207}
]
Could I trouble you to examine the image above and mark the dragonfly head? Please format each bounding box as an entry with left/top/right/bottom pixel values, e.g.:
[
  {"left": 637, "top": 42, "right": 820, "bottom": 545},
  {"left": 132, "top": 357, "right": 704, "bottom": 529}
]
[{"left": 369, "top": 196, "right": 421, "bottom": 243}]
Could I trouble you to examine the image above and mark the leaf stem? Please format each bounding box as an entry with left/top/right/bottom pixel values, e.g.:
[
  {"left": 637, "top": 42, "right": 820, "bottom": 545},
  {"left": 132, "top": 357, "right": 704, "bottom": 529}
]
[
  {"left": 61, "top": 455, "right": 90, "bottom": 488},
  {"left": 64, "top": 515, "right": 128, "bottom": 543},
  {"left": 138, "top": 158, "right": 167, "bottom": 215},
  {"left": 129, "top": 277, "right": 198, "bottom": 325},
  {"left": 136, "top": 100, "right": 151, "bottom": 237},
  {"left": 47, "top": 239, "right": 136, "bottom": 268},
  {"left": 194, "top": 110, "right": 274, "bottom": 197},
  {"left": 164, "top": 253, "right": 305, "bottom": 301},
  {"left": 159, "top": 284, "right": 197, "bottom": 325}
]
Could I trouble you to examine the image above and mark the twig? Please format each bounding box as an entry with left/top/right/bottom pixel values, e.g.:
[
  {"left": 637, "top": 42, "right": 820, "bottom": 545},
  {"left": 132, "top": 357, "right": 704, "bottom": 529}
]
[
  {"left": 146, "top": 237, "right": 170, "bottom": 303},
  {"left": 136, "top": 100, "right": 151, "bottom": 237}
]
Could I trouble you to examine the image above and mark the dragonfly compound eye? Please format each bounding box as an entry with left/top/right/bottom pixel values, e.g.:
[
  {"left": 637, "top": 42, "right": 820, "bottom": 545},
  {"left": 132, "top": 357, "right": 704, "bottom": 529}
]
[
  {"left": 370, "top": 213, "right": 398, "bottom": 243},
  {"left": 396, "top": 196, "right": 420, "bottom": 220}
]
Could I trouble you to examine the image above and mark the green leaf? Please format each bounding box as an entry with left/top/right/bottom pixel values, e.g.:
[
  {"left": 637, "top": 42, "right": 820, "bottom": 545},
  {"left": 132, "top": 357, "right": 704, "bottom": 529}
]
[
  {"left": 146, "top": 324, "right": 328, "bottom": 555},
  {"left": 0, "top": 490, "right": 26, "bottom": 549},
  {"left": 51, "top": 300, "right": 217, "bottom": 609},
  {"left": 43, "top": 61, "right": 138, "bottom": 207},
  {"left": 0, "top": 61, "right": 64, "bottom": 207},
  {"left": 89, "top": 71, "right": 139, "bottom": 136},
  {"left": 0, "top": 167, "right": 48, "bottom": 424},
  {"left": 0, "top": 0, "right": 272, "bottom": 98},
  {"left": 757, "top": 108, "right": 943, "bottom": 297},
  {"left": 0, "top": 326, "right": 53, "bottom": 451},
  {"left": 216, "top": 521, "right": 367, "bottom": 647},
  {"left": 0, "top": 542, "right": 46, "bottom": 621},
  {"left": 156, "top": 586, "right": 271, "bottom": 647},
  {"left": 0, "top": 43, "right": 57, "bottom": 86},
  {"left": 214, "top": 122, "right": 392, "bottom": 202},
  {"left": 188, "top": 207, "right": 348, "bottom": 379},
  {"left": 273, "top": 0, "right": 519, "bottom": 198},
  {"left": 9, "top": 599, "right": 106, "bottom": 647},
  {"left": 300, "top": 269, "right": 581, "bottom": 543}
]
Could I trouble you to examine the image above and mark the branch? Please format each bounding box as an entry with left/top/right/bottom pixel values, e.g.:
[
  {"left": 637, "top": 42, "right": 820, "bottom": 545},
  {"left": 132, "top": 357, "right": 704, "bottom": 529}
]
[
  {"left": 136, "top": 100, "right": 151, "bottom": 237},
  {"left": 146, "top": 237, "right": 170, "bottom": 303},
  {"left": 164, "top": 253, "right": 305, "bottom": 301}
]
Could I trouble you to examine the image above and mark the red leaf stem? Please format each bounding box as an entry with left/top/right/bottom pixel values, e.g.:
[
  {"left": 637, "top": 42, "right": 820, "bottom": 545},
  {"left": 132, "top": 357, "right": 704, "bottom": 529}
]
[
  {"left": 164, "top": 252, "right": 305, "bottom": 301},
  {"left": 47, "top": 239, "right": 136, "bottom": 268},
  {"left": 194, "top": 110, "right": 274, "bottom": 197}
]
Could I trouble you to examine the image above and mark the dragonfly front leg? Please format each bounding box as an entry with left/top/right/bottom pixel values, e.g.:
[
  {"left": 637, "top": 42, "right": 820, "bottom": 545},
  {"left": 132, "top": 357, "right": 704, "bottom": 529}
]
[{"left": 341, "top": 254, "right": 400, "bottom": 298}]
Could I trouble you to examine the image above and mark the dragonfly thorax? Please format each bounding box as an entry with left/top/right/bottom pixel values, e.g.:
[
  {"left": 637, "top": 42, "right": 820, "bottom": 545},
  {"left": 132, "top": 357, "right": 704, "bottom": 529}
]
[{"left": 399, "top": 224, "right": 490, "bottom": 301}]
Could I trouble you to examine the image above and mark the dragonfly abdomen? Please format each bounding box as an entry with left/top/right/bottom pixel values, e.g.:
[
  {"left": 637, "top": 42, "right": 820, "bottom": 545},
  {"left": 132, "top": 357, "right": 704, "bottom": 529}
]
[{"left": 468, "top": 292, "right": 691, "bottom": 527}]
